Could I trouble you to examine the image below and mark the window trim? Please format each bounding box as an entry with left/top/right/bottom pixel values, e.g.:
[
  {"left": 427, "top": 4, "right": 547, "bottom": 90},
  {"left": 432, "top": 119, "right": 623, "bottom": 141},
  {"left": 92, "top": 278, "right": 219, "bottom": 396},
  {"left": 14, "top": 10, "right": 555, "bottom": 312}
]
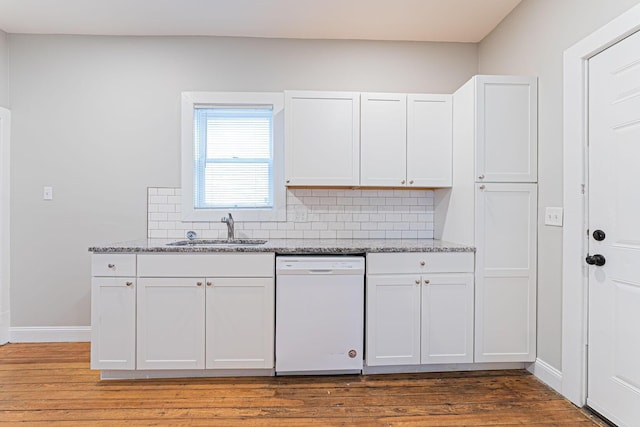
[{"left": 181, "top": 92, "right": 285, "bottom": 222}]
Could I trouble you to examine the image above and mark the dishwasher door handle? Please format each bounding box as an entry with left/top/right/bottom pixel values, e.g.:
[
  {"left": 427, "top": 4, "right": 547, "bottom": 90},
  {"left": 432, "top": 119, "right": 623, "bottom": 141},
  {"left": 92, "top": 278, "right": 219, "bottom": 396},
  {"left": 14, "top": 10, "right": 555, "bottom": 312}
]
[{"left": 308, "top": 269, "right": 333, "bottom": 274}]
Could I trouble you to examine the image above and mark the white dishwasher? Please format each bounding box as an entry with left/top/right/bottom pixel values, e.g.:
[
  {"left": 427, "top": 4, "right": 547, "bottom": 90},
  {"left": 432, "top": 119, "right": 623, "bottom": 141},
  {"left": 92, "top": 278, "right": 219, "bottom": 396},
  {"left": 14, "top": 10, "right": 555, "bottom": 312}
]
[{"left": 275, "top": 256, "right": 365, "bottom": 375}]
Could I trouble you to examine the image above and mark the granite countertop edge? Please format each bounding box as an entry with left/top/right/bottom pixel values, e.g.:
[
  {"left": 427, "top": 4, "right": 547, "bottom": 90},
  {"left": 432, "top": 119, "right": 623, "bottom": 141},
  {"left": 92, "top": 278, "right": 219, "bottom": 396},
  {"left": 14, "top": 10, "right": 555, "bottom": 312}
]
[{"left": 89, "top": 238, "right": 475, "bottom": 254}]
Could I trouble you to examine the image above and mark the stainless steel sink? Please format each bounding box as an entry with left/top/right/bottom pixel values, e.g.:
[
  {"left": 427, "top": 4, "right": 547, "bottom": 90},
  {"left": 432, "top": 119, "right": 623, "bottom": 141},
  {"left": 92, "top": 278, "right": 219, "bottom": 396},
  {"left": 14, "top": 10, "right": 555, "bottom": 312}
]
[{"left": 166, "top": 239, "right": 267, "bottom": 246}]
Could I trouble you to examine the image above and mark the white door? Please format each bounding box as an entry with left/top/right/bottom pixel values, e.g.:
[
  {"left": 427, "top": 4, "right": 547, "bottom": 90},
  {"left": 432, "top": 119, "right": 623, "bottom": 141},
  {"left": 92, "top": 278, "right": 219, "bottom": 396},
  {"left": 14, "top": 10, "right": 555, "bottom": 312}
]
[
  {"left": 587, "top": 29, "right": 640, "bottom": 427},
  {"left": 366, "top": 275, "right": 421, "bottom": 366},
  {"left": 0, "top": 107, "right": 9, "bottom": 345},
  {"left": 360, "top": 93, "right": 407, "bottom": 187},
  {"left": 137, "top": 278, "right": 206, "bottom": 370},
  {"left": 205, "top": 277, "right": 274, "bottom": 369}
]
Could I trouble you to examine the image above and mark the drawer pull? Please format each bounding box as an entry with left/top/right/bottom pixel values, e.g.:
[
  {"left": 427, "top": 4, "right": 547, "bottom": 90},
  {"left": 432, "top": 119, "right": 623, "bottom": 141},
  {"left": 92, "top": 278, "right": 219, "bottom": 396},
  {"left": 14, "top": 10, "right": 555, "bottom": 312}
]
[
  {"left": 423, "top": 280, "right": 430, "bottom": 285},
  {"left": 107, "top": 264, "right": 115, "bottom": 269},
  {"left": 206, "top": 281, "right": 213, "bottom": 287},
  {"left": 415, "top": 279, "right": 420, "bottom": 285},
  {"left": 196, "top": 282, "right": 203, "bottom": 287},
  {"left": 420, "top": 261, "right": 426, "bottom": 267},
  {"left": 125, "top": 281, "right": 133, "bottom": 287}
]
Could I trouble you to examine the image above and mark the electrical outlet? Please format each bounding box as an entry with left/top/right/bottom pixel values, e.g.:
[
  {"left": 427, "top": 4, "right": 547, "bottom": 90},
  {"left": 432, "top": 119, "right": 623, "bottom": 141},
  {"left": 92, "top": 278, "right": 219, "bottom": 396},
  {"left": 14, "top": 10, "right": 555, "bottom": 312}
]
[
  {"left": 544, "top": 207, "right": 563, "bottom": 227},
  {"left": 43, "top": 186, "right": 53, "bottom": 201},
  {"left": 293, "top": 210, "right": 307, "bottom": 222}
]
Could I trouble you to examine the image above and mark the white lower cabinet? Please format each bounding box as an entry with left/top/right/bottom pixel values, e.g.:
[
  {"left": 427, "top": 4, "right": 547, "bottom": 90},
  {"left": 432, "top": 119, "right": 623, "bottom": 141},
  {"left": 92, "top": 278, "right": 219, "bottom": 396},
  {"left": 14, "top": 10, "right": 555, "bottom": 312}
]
[
  {"left": 474, "top": 183, "right": 537, "bottom": 363},
  {"left": 366, "top": 252, "right": 474, "bottom": 367},
  {"left": 90, "top": 276, "right": 136, "bottom": 370},
  {"left": 205, "top": 277, "right": 274, "bottom": 369},
  {"left": 91, "top": 254, "right": 137, "bottom": 370},
  {"left": 136, "top": 276, "right": 274, "bottom": 370},
  {"left": 91, "top": 253, "right": 275, "bottom": 373},
  {"left": 136, "top": 277, "right": 206, "bottom": 370}
]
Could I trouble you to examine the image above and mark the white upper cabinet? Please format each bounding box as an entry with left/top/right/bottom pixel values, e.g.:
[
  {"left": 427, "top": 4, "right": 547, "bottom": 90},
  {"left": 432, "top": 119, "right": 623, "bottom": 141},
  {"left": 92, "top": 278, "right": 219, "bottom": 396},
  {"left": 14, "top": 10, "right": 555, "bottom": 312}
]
[
  {"left": 475, "top": 76, "right": 538, "bottom": 183},
  {"left": 285, "top": 91, "right": 360, "bottom": 186},
  {"left": 407, "top": 94, "right": 452, "bottom": 187},
  {"left": 360, "top": 93, "right": 408, "bottom": 187},
  {"left": 360, "top": 93, "right": 452, "bottom": 188},
  {"left": 286, "top": 90, "right": 452, "bottom": 188}
]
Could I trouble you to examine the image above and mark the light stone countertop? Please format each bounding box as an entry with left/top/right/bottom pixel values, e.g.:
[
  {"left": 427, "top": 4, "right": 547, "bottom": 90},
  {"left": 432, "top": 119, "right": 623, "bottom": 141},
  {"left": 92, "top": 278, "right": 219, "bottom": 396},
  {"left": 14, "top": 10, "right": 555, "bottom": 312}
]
[{"left": 89, "top": 238, "right": 475, "bottom": 254}]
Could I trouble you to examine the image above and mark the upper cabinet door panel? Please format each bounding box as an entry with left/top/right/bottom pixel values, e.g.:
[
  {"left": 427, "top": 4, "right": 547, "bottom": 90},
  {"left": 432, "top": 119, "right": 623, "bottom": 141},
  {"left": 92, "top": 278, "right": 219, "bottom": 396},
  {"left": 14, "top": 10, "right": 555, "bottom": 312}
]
[
  {"left": 360, "top": 93, "right": 407, "bottom": 187},
  {"left": 475, "top": 76, "right": 538, "bottom": 183},
  {"left": 407, "top": 94, "right": 452, "bottom": 187},
  {"left": 285, "top": 91, "right": 360, "bottom": 186}
]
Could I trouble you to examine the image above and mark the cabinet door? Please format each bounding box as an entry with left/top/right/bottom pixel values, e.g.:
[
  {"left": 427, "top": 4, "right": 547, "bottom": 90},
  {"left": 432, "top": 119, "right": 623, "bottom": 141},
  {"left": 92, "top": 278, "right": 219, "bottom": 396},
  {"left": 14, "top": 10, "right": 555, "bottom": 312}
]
[
  {"left": 366, "top": 275, "right": 421, "bottom": 366},
  {"left": 421, "top": 274, "right": 474, "bottom": 364},
  {"left": 360, "top": 93, "right": 407, "bottom": 187},
  {"left": 91, "top": 277, "right": 136, "bottom": 370},
  {"left": 475, "top": 183, "right": 537, "bottom": 362},
  {"left": 407, "top": 94, "right": 452, "bottom": 187},
  {"left": 475, "top": 76, "right": 537, "bottom": 183},
  {"left": 137, "top": 278, "right": 206, "bottom": 370},
  {"left": 285, "top": 91, "right": 360, "bottom": 186},
  {"left": 205, "top": 277, "right": 274, "bottom": 369}
]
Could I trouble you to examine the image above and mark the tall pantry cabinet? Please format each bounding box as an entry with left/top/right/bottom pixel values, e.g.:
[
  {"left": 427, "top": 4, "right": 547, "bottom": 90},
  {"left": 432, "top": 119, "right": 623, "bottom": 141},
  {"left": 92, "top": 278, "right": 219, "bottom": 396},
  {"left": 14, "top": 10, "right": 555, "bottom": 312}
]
[{"left": 436, "top": 75, "right": 538, "bottom": 363}]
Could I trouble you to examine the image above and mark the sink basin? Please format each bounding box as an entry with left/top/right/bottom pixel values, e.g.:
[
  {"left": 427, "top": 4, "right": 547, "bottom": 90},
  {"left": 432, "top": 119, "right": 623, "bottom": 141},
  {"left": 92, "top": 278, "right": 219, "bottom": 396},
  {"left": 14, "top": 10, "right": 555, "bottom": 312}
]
[{"left": 166, "top": 239, "right": 267, "bottom": 246}]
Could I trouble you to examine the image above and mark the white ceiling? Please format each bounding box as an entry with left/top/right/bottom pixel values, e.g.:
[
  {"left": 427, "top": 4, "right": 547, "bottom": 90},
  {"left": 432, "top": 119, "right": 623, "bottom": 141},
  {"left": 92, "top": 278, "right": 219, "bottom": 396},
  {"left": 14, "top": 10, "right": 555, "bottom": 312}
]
[{"left": 0, "top": 0, "right": 522, "bottom": 43}]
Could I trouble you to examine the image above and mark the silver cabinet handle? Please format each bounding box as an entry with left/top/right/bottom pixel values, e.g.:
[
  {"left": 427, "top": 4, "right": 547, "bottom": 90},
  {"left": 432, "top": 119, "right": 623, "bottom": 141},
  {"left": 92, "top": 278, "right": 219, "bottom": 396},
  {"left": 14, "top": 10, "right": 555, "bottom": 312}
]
[
  {"left": 107, "top": 264, "right": 115, "bottom": 269},
  {"left": 420, "top": 261, "right": 426, "bottom": 266},
  {"left": 415, "top": 279, "right": 420, "bottom": 285},
  {"left": 479, "top": 185, "right": 486, "bottom": 190},
  {"left": 206, "top": 281, "right": 213, "bottom": 287},
  {"left": 401, "top": 180, "right": 406, "bottom": 185},
  {"left": 478, "top": 174, "right": 485, "bottom": 180},
  {"left": 286, "top": 179, "right": 291, "bottom": 184},
  {"left": 423, "top": 280, "right": 430, "bottom": 285},
  {"left": 196, "top": 282, "right": 203, "bottom": 287},
  {"left": 125, "top": 281, "right": 133, "bottom": 287},
  {"left": 409, "top": 180, "right": 414, "bottom": 184}
]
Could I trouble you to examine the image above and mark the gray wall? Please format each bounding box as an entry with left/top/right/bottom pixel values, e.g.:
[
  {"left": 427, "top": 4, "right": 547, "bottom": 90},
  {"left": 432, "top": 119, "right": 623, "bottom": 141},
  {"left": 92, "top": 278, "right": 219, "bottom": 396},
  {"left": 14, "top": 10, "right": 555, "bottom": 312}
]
[
  {"left": 0, "top": 30, "right": 8, "bottom": 107},
  {"left": 8, "top": 35, "right": 477, "bottom": 327},
  {"left": 478, "top": 0, "right": 640, "bottom": 371}
]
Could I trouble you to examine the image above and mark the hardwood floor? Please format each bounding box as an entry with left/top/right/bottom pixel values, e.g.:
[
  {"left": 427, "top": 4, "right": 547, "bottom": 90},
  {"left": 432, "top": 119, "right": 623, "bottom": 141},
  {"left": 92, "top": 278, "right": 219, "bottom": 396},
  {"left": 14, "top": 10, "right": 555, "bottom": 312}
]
[{"left": 0, "top": 343, "right": 604, "bottom": 426}]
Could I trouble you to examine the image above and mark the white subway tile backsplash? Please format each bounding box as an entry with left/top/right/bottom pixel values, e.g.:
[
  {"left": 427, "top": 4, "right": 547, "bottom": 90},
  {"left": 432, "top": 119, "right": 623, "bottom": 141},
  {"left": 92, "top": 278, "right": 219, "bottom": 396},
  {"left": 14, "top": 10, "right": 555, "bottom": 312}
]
[
  {"left": 337, "top": 231, "right": 353, "bottom": 239},
  {"left": 147, "top": 187, "right": 435, "bottom": 239},
  {"left": 157, "top": 188, "right": 175, "bottom": 196},
  {"left": 149, "top": 195, "right": 168, "bottom": 204}
]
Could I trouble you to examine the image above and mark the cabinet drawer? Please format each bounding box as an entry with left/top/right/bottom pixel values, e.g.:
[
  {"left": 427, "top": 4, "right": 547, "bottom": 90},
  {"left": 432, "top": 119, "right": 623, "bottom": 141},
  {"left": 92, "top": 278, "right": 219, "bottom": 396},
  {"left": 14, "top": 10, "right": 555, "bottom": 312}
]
[
  {"left": 138, "top": 253, "right": 275, "bottom": 277},
  {"left": 92, "top": 254, "right": 136, "bottom": 277},
  {"left": 367, "top": 252, "right": 474, "bottom": 274}
]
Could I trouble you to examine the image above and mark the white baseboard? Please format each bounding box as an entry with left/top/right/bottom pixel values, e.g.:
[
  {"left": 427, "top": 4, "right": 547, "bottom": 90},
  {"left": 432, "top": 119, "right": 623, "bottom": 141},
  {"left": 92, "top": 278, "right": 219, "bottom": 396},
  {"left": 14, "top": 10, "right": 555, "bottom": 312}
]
[
  {"left": 9, "top": 326, "right": 91, "bottom": 343},
  {"left": 528, "top": 358, "right": 562, "bottom": 394}
]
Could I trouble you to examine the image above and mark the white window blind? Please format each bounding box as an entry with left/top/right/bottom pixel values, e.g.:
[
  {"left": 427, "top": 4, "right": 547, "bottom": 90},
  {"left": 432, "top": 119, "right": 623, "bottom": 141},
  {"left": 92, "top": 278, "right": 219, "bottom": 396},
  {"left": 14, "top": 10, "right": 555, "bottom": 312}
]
[{"left": 193, "top": 106, "right": 274, "bottom": 209}]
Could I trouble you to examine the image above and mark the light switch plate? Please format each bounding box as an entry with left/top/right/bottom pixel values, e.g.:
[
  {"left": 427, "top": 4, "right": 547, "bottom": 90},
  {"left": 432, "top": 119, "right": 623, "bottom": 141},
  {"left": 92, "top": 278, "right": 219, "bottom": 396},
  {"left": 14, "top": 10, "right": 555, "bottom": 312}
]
[
  {"left": 545, "top": 207, "right": 563, "bottom": 226},
  {"left": 43, "top": 186, "right": 53, "bottom": 201}
]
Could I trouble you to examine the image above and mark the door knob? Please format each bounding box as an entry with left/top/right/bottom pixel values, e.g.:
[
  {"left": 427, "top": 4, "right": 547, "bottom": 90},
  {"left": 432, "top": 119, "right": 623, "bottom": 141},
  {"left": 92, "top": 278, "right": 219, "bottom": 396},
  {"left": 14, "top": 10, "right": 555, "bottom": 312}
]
[
  {"left": 585, "top": 254, "right": 606, "bottom": 266},
  {"left": 593, "top": 230, "right": 606, "bottom": 241}
]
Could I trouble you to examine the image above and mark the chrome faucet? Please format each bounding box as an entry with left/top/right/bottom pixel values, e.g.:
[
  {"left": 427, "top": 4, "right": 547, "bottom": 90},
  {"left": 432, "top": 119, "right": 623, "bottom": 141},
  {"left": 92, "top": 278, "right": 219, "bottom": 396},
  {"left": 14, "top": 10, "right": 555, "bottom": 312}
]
[{"left": 221, "top": 213, "right": 235, "bottom": 240}]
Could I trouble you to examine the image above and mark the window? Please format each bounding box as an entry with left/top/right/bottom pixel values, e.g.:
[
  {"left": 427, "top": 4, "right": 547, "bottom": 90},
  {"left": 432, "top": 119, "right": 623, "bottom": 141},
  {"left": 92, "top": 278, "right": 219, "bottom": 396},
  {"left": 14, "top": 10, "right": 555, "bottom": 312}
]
[{"left": 182, "top": 92, "right": 285, "bottom": 222}]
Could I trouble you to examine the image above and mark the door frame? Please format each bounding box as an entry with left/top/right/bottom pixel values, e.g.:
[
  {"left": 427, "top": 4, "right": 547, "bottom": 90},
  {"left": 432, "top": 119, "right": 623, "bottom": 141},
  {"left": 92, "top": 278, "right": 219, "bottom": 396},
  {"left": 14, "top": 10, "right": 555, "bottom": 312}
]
[
  {"left": 0, "top": 106, "right": 10, "bottom": 345},
  {"left": 562, "top": 2, "right": 640, "bottom": 407}
]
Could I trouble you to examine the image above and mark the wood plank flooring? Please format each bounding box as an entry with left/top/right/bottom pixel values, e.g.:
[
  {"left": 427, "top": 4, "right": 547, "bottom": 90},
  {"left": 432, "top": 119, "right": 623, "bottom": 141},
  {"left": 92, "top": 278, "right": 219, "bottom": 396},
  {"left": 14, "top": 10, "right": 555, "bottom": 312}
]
[{"left": 0, "top": 343, "right": 604, "bottom": 426}]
